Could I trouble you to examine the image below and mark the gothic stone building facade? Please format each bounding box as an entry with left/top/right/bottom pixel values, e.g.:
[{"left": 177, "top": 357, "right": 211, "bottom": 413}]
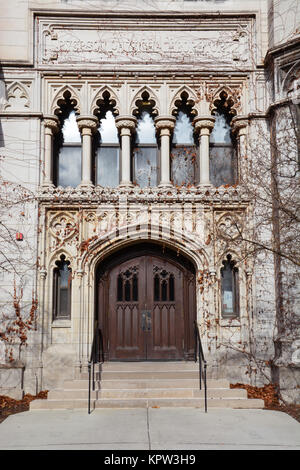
[{"left": 0, "top": 0, "right": 299, "bottom": 403}]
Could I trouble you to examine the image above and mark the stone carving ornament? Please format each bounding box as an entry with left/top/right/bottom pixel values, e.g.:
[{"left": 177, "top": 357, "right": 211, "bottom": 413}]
[
  {"left": 48, "top": 212, "right": 77, "bottom": 242},
  {"left": 216, "top": 212, "right": 243, "bottom": 240}
]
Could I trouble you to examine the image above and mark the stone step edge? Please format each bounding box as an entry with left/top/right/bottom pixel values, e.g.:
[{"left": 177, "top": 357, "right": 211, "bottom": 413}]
[
  {"left": 30, "top": 397, "right": 264, "bottom": 410},
  {"left": 49, "top": 387, "right": 237, "bottom": 393}
]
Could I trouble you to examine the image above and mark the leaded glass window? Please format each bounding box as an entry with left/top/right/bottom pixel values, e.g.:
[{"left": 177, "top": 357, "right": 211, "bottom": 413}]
[
  {"left": 53, "top": 255, "right": 72, "bottom": 320},
  {"left": 221, "top": 254, "right": 239, "bottom": 318}
]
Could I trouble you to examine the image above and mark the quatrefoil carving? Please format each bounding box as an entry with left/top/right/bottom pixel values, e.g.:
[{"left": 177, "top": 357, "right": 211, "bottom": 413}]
[{"left": 49, "top": 213, "right": 77, "bottom": 241}]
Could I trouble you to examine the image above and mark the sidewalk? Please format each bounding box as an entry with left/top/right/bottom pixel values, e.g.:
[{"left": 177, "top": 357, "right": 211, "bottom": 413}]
[{"left": 0, "top": 407, "right": 300, "bottom": 450}]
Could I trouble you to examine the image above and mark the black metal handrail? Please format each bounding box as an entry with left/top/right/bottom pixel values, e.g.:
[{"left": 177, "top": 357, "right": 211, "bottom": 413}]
[
  {"left": 88, "top": 328, "right": 104, "bottom": 414},
  {"left": 194, "top": 321, "right": 208, "bottom": 412}
]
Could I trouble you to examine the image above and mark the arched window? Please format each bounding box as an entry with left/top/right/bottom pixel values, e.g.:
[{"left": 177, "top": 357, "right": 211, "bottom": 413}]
[
  {"left": 53, "top": 255, "right": 72, "bottom": 320},
  {"left": 133, "top": 91, "right": 158, "bottom": 187},
  {"left": 93, "top": 91, "right": 120, "bottom": 187},
  {"left": 54, "top": 92, "right": 81, "bottom": 187},
  {"left": 171, "top": 92, "right": 197, "bottom": 186},
  {"left": 210, "top": 92, "right": 237, "bottom": 187},
  {"left": 220, "top": 254, "right": 239, "bottom": 318}
]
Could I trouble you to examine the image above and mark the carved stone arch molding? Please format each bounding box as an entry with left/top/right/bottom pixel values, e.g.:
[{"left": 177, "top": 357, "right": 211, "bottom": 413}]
[
  {"left": 90, "top": 86, "right": 120, "bottom": 118},
  {"left": 5, "top": 81, "right": 30, "bottom": 110},
  {"left": 169, "top": 86, "right": 199, "bottom": 118},
  {"left": 209, "top": 85, "right": 242, "bottom": 117},
  {"left": 51, "top": 84, "right": 81, "bottom": 117},
  {"left": 79, "top": 230, "right": 209, "bottom": 274},
  {"left": 130, "top": 86, "right": 160, "bottom": 118}
]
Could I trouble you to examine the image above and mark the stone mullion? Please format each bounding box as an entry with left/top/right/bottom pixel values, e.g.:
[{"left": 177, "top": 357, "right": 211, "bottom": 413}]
[
  {"left": 115, "top": 116, "right": 137, "bottom": 187},
  {"left": 232, "top": 117, "right": 248, "bottom": 183},
  {"left": 77, "top": 116, "right": 98, "bottom": 187},
  {"left": 194, "top": 117, "right": 215, "bottom": 186},
  {"left": 155, "top": 116, "right": 176, "bottom": 187},
  {"left": 42, "top": 115, "right": 59, "bottom": 187}
]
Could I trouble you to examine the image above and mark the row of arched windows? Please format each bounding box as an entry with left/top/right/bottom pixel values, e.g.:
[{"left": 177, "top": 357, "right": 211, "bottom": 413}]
[
  {"left": 52, "top": 90, "right": 237, "bottom": 189},
  {"left": 53, "top": 254, "right": 239, "bottom": 319}
]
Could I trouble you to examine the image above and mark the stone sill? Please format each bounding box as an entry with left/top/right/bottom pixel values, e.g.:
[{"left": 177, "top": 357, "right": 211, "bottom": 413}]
[
  {"left": 219, "top": 318, "right": 241, "bottom": 327},
  {"left": 52, "top": 319, "right": 71, "bottom": 328},
  {"left": 0, "top": 361, "right": 25, "bottom": 369}
]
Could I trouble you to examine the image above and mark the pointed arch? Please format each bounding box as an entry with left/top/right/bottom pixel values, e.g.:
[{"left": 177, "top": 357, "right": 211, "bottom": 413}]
[
  {"left": 48, "top": 248, "right": 74, "bottom": 271},
  {"left": 209, "top": 86, "right": 241, "bottom": 117},
  {"left": 5, "top": 82, "right": 30, "bottom": 110},
  {"left": 169, "top": 86, "right": 198, "bottom": 118},
  {"left": 130, "top": 86, "right": 160, "bottom": 118},
  {"left": 51, "top": 85, "right": 81, "bottom": 117},
  {"left": 91, "top": 86, "right": 120, "bottom": 118}
]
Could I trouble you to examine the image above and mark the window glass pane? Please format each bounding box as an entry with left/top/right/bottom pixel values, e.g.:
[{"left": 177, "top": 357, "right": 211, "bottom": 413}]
[
  {"left": 99, "top": 110, "right": 119, "bottom": 144},
  {"left": 221, "top": 264, "right": 234, "bottom": 315},
  {"left": 154, "top": 275, "right": 160, "bottom": 301},
  {"left": 97, "top": 147, "right": 119, "bottom": 187},
  {"left": 132, "top": 275, "right": 138, "bottom": 301},
  {"left": 172, "top": 111, "right": 194, "bottom": 144},
  {"left": 136, "top": 111, "right": 156, "bottom": 144},
  {"left": 210, "top": 146, "right": 234, "bottom": 187},
  {"left": 133, "top": 146, "right": 157, "bottom": 187},
  {"left": 117, "top": 275, "right": 123, "bottom": 301},
  {"left": 210, "top": 112, "right": 232, "bottom": 144},
  {"left": 54, "top": 259, "right": 71, "bottom": 319},
  {"left": 57, "top": 146, "right": 81, "bottom": 187},
  {"left": 161, "top": 280, "right": 167, "bottom": 301},
  {"left": 171, "top": 146, "right": 197, "bottom": 186},
  {"left": 62, "top": 111, "right": 81, "bottom": 143},
  {"left": 125, "top": 280, "right": 131, "bottom": 301},
  {"left": 169, "top": 275, "right": 175, "bottom": 301}
]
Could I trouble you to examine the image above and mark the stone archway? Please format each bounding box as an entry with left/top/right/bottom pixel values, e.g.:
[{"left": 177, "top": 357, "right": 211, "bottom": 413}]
[{"left": 95, "top": 241, "right": 196, "bottom": 361}]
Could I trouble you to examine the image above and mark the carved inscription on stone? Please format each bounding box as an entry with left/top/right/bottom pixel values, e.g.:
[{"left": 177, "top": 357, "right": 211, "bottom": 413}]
[{"left": 38, "top": 18, "right": 252, "bottom": 68}]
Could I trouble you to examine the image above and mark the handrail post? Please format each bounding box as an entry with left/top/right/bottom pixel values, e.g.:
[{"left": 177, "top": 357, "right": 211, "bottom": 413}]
[
  {"left": 194, "top": 321, "right": 207, "bottom": 413},
  {"left": 204, "top": 361, "right": 207, "bottom": 413},
  {"left": 88, "top": 360, "right": 92, "bottom": 414},
  {"left": 88, "top": 328, "right": 104, "bottom": 414}
]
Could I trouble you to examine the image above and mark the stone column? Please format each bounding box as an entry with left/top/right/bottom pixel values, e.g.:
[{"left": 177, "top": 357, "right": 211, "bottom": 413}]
[
  {"left": 155, "top": 116, "right": 176, "bottom": 187},
  {"left": 115, "top": 116, "right": 137, "bottom": 188},
  {"left": 232, "top": 117, "right": 248, "bottom": 182},
  {"left": 194, "top": 117, "right": 215, "bottom": 186},
  {"left": 76, "top": 116, "right": 98, "bottom": 187},
  {"left": 42, "top": 115, "right": 59, "bottom": 187}
]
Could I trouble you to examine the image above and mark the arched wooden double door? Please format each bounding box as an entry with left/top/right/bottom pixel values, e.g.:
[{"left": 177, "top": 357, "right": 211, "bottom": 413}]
[{"left": 97, "top": 244, "right": 196, "bottom": 361}]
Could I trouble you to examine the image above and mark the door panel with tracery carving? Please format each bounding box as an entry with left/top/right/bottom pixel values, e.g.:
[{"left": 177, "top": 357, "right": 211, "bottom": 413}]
[{"left": 98, "top": 251, "right": 195, "bottom": 361}]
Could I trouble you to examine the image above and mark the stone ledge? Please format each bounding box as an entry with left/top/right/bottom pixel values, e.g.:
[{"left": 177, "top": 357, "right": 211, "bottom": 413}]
[{"left": 37, "top": 185, "right": 250, "bottom": 205}]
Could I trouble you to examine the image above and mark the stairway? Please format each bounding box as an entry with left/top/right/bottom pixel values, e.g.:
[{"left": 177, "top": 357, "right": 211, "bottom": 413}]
[{"left": 30, "top": 362, "right": 264, "bottom": 410}]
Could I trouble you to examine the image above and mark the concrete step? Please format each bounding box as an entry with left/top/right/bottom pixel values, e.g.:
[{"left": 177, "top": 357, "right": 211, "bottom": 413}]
[
  {"left": 62, "top": 378, "right": 230, "bottom": 390},
  {"left": 30, "top": 362, "right": 264, "bottom": 411},
  {"left": 82, "top": 371, "right": 206, "bottom": 380},
  {"left": 100, "top": 361, "right": 199, "bottom": 370},
  {"left": 30, "top": 396, "right": 264, "bottom": 410},
  {"left": 48, "top": 387, "right": 247, "bottom": 400}
]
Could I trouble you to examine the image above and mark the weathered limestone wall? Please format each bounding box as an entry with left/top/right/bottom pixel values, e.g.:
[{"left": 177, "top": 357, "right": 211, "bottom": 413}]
[{"left": 0, "top": 1, "right": 299, "bottom": 402}]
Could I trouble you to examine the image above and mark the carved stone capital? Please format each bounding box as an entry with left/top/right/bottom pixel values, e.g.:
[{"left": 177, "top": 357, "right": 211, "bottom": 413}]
[
  {"left": 43, "top": 115, "right": 59, "bottom": 133},
  {"left": 193, "top": 116, "right": 215, "bottom": 134},
  {"left": 115, "top": 116, "right": 137, "bottom": 133},
  {"left": 76, "top": 116, "right": 98, "bottom": 134},
  {"left": 231, "top": 116, "right": 248, "bottom": 135},
  {"left": 154, "top": 116, "right": 176, "bottom": 133}
]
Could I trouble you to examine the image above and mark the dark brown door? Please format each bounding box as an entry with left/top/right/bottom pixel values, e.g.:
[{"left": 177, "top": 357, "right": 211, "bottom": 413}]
[{"left": 98, "top": 250, "right": 195, "bottom": 361}]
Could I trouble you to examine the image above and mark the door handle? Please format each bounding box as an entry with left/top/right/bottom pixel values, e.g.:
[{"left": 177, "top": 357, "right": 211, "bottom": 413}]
[{"left": 141, "top": 310, "right": 151, "bottom": 331}]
